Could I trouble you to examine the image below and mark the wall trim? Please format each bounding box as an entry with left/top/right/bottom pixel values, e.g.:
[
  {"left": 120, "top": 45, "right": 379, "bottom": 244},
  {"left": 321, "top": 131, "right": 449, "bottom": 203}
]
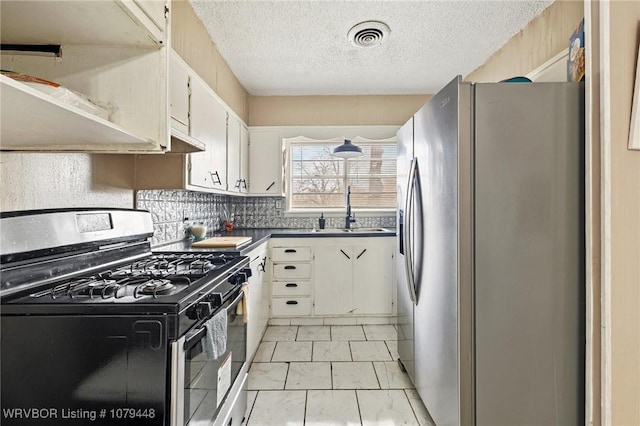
[
  {"left": 599, "top": 0, "right": 612, "bottom": 425},
  {"left": 584, "top": 1, "right": 602, "bottom": 425}
]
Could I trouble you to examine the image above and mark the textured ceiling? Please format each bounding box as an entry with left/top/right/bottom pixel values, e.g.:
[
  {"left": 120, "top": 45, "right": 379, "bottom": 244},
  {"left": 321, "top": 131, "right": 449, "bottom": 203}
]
[{"left": 189, "top": 0, "right": 554, "bottom": 96}]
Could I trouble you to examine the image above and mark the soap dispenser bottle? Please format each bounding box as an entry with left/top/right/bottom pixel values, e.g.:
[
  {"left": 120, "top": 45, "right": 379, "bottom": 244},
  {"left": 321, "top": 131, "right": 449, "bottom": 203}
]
[{"left": 318, "top": 213, "right": 326, "bottom": 229}]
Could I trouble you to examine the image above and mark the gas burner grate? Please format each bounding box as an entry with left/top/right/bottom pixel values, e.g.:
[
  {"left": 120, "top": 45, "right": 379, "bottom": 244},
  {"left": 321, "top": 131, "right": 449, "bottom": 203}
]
[
  {"left": 23, "top": 252, "right": 242, "bottom": 302},
  {"left": 134, "top": 279, "right": 175, "bottom": 298},
  {"left": 31, "top": 278, "right": 125, "bottom": 300}
]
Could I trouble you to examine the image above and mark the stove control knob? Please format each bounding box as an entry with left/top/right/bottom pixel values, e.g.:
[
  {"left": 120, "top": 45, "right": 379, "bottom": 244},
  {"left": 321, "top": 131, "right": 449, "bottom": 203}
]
[
  {"left": 191, "top": 302, "right": 213, "bottom": 320},
  {"left": 205, "top": 293, "right": 222, "bottom": 306}
]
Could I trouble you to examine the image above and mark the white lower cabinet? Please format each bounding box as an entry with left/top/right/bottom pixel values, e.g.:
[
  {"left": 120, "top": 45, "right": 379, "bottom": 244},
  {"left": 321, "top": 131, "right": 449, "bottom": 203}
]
[
  {"left": 313, "top": 246, "right": 353, "bottom": 315},
  {"left": 314, "top": 239, "right": 394, "bottom": 316},
  {"left": 269, "top": 237, "right": 394, "bottom": 318},
  {"left": 270, "top": 241, "right": 312, "bottom": 317},
  {"left": 246, "top": 242, "right": 269, "bottom": 361},
  {"left": 271, "top": 297, "right": 312, "bottom": 317}
]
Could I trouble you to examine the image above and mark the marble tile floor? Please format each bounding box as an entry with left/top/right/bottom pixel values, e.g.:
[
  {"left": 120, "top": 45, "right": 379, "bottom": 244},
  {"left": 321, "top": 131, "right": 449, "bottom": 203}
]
[{"left": 244, "top": 325, "right": 434, "bottom": 426}]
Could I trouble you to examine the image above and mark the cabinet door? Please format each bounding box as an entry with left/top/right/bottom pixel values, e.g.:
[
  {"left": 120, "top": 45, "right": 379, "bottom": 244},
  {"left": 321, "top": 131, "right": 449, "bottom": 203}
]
[
  {"left": 249, "top": 131, "right": 283, "bottom": 195},
  {"left": 247, "top": 248, "right": 268, "bottom": 360},
  {"left": 313, "top": 246, "right": 353, "bottom": 315},
  {"left": 240, "top": 124, "right": 249, "bottom": 193},
  {"left": 133, "top": 0, "right": 167, "bottom": 34},
  {"left": 352, "top": 242, "right": 393, "bottom": 315},
  {"left": 227, "top": 116, "right": 241, "bottom": 193},
  {"left": 189, "top": 77, "right": 227, "bottom": 190},
  {"left": 169, "top": 51, "right": 189, "bottom": 133},
  {"left": 209, "top": 98, "right": 228, "bottom": 190},
  {"left": 188, "top": 77, "right": 214, "bottom": 188}
]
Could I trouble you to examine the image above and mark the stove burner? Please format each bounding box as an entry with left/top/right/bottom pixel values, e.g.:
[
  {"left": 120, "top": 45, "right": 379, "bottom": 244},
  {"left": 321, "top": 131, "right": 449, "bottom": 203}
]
[
  {"left": 190, "top": 259, "right": 213, "bottom": 269},
  {"left": 134, "top": 279, "right": 176, "bottom": 298}
]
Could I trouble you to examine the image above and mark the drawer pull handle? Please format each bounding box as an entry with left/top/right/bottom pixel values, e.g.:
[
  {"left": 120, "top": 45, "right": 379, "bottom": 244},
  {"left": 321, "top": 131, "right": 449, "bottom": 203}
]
[
  {"left": 284, "top": 249, "right": 297, "bottom": 253},
  {"left": 266, "top": 182, "right": 275, "bottom": 191},
  {"left": 340, "top": 249, "right": 351, "bottom": 259},
  {"left": 356, "top": 249, "right": 367, "bottom": 259},
  {"left": 284, "top": 265, "right": 296, "bottom": 270},
  {"left": 286, "top": 300, "right": 298, "bottom": 305},
  {"left": 285, "top": 283, "right": 298, "bottom": 287}
]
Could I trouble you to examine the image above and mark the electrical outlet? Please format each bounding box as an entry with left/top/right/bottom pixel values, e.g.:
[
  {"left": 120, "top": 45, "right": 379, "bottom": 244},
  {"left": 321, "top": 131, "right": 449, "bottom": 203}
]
[
  {"left": 275, "top": 209, "right": 282, "bottom": 217},
  {"left": 275, "top": 199, "right": 282, "bottom": 209}
]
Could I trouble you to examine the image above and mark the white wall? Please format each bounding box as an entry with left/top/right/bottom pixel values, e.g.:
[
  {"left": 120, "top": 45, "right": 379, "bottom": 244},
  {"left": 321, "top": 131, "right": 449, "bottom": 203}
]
[{"left": 0, "top": 153, "right": 133, "bottom": 211}]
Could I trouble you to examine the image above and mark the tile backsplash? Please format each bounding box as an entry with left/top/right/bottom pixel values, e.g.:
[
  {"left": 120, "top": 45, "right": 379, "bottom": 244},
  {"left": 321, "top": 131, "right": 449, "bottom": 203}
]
[{"left": 137, "top": 190, "right": 396, "bottom": 246}]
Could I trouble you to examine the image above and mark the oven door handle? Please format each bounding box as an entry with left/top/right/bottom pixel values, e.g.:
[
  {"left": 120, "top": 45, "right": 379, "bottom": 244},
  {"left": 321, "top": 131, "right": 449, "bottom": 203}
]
[
  {"left": 184, "top": 327, "right": 207, "bottom": 351},
  {"left": 226, "top": 291, "right": 244, "bottom": 314}
]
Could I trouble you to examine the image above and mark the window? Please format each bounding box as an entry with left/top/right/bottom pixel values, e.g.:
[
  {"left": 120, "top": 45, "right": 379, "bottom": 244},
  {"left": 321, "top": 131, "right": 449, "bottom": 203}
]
[{"left": 286, "top": 137, "right": 396, "bottom": 212}]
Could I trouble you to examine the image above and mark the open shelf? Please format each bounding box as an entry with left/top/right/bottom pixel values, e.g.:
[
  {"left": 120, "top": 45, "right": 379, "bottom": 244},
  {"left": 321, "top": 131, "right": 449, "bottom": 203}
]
[
  {"left": 0, "top": 75, "right": 160, "bottom": 152},
  {"left": 0, "top": 0, "right": 165, "bottom": 46}
]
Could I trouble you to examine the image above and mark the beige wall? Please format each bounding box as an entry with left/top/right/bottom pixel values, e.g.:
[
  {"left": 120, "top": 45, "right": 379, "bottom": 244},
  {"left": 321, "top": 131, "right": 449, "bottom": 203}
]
[
  {"left": 466, "top": 0, "right": 583, "bottom": 82},
  {"left": 171, "top": 0, "right": 249, "bottom": 123},
  {"left": 604, "top": 1, "right": 640, "bottom": 424},
  {"left": 248, "top": 94, "right": 431, "bottom": 126}
]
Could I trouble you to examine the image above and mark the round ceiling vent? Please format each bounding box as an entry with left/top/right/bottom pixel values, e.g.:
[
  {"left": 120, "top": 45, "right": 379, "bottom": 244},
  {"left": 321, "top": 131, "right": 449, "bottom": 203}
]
[{"left": 348, "top": 21, "right": 390, "bottom": 48}]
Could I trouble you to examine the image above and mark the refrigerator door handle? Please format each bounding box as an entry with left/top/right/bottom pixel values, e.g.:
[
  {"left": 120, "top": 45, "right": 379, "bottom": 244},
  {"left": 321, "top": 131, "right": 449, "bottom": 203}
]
[{"left": 404, "top": 157, "right": 418, "bottom": 303}]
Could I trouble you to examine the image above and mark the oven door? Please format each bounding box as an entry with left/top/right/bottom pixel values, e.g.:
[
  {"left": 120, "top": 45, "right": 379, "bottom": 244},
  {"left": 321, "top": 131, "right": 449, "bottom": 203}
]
[{"left": 170, "top": 291, "right": 246, "bottom": 426}]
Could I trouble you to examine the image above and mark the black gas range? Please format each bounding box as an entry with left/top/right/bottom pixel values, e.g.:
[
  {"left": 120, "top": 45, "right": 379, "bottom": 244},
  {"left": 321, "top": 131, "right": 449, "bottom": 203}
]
[{"left": 1, "top": 208, "right": 250, "bottom": 426}]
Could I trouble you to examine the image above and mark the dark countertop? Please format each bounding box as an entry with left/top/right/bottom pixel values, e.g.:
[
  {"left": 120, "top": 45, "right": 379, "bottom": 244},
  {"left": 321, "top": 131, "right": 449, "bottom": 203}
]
[{"left": 153, "top": 227, "right": 396, "bottom": 256}]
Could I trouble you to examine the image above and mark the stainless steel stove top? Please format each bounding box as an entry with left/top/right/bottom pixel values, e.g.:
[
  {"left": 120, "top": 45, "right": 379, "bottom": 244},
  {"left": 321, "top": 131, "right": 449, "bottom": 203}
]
[
  {"left": 0, "top": 209, "right": 248, "bottom": 313},
  {"left": 22, "top": 252, "right": 240, "bottom": 303}
]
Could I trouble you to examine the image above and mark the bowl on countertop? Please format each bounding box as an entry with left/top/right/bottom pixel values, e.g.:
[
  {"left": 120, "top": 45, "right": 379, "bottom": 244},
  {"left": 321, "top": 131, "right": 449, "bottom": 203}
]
[{"left": 189, "top": 225, "right": 207, "bottom": 240}]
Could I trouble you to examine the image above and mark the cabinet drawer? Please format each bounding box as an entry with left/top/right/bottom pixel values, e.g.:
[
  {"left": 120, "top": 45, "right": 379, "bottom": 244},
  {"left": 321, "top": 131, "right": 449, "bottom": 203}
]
[
  {"left": 271, "top": 297, "right": 311, "bottom": 317},
  {"left": 273, "top": 263, "right": 311, "bottom": 279},
  {"left": 272, "top": 281, "right": 311, "bottom": 296},
  {"left": 271, "top": 247, "right": 311, "bottom": 262}
]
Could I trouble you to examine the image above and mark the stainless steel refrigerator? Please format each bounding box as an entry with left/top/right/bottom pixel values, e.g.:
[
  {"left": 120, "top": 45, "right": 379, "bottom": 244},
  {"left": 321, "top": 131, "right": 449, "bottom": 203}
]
[{"left": 396, "top": 76, "right": 585, "bottom": 426}]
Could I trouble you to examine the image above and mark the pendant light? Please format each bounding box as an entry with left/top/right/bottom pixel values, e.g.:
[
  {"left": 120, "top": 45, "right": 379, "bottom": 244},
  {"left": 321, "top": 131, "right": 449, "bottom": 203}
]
[{"left": 332, "top": 139, "right": 363, "bottom": 158}]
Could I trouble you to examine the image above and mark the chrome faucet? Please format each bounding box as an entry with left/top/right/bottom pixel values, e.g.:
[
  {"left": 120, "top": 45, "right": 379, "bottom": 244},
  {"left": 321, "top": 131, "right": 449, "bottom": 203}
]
[{"left": 345, "top": 185, "right": 356, "bottom": 229}]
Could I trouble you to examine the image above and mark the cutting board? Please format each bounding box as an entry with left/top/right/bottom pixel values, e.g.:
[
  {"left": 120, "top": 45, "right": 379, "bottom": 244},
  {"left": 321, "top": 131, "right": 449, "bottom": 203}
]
[{"left": 191, "top": 236, "right": 252, "bottom": 248}]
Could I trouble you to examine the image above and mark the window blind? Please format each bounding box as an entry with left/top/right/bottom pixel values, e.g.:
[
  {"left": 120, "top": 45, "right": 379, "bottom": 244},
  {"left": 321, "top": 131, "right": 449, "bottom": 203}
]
[{"left": 289, "top": 141, "right": 396, "bottom": 210}]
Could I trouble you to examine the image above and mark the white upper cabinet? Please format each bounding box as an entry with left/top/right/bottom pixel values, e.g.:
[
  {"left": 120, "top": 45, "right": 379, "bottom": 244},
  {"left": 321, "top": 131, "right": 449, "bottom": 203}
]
[
  {"left": 227, "top": 116, "right": 242, "bottom": 193},
  {"left": 228, "top": 117, "right": 250, "bottom": 193},
  {"left": 0, "top": 1, "right": 169, "bottom": 152},
  {"left": 240, "top": 124, "right": 250, "bottom": 193},
  {"left": 135, "top": 51, "right": 248, "bottom": 194},
  {"left": 169, "top": 52, "right": 190, "bottom": 134},
  {"left": 168, "top": 50, "right": 206, "bottom": 152},
  {"left": 249, "top": 131, "right": 284, "bottom": 195},
  {"left": 188, "top": 76, "right": 228, "bottom": 190},
  {"left": 209, "top": 104, "right": 228, "bottom": 192}
]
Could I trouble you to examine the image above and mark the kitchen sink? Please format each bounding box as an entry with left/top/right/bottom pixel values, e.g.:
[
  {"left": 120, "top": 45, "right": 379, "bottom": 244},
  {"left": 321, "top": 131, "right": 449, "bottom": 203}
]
[
  {"left": 345, "top": 227, "right": 389, "bottom": 232},
  {"left": 310, "top": 227, "right": 390, "bottom": 233}
]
